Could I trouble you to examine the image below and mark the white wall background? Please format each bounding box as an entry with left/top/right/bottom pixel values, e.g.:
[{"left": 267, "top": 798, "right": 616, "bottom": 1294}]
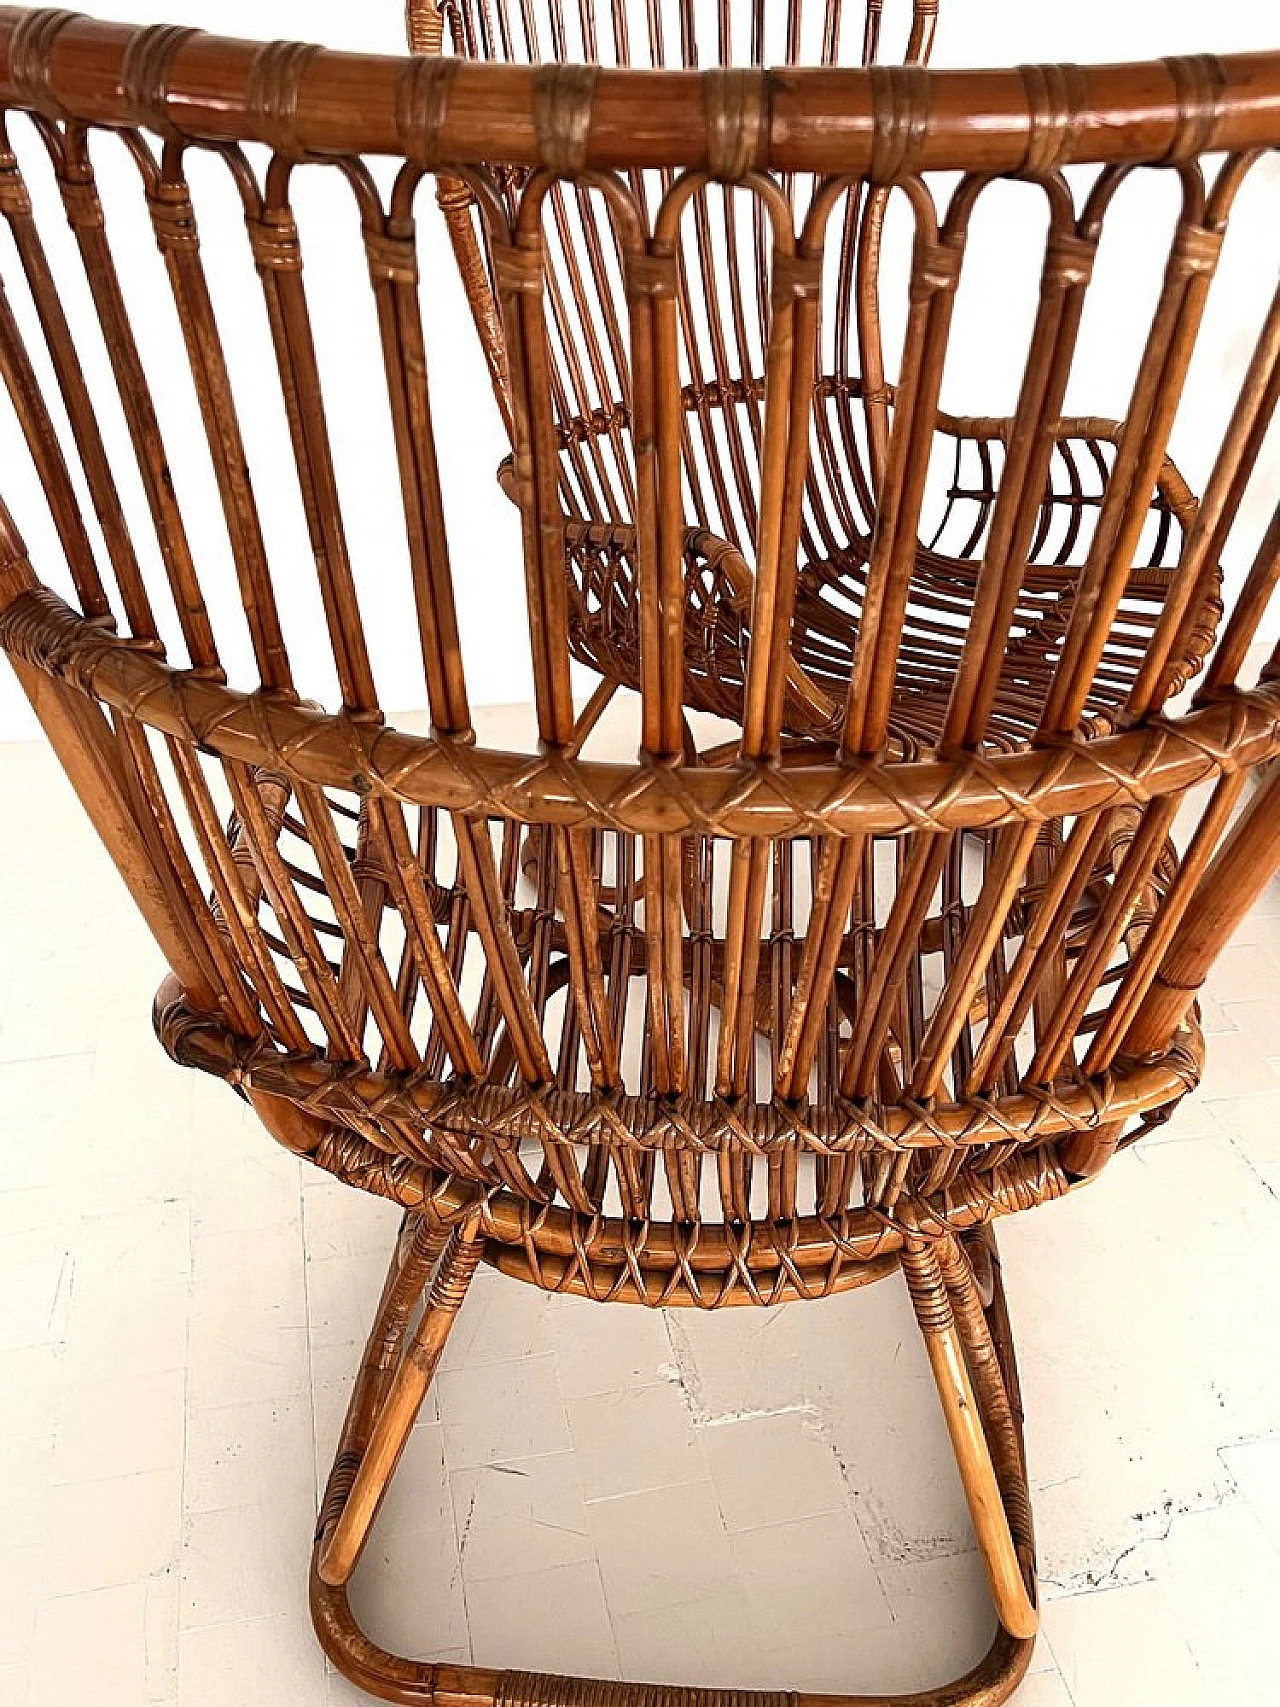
[{"left": 0, "top": 0, "right": 1277, "bottom": 740}]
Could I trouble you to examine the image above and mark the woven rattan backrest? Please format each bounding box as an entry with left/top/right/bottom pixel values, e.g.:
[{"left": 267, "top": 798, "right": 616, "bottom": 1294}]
[
  {"left": 437, "top": 0, "right": 938, "bottom": 562},
  {"left": 2, "top": 10, "right": 1280, "bottom": 1255},
  {"left": 431, "top": 2, "right": 1232, "bottom": 752}
]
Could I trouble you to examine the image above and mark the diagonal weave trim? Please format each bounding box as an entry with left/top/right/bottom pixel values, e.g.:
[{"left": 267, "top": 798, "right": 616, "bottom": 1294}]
[
  {"left": 498, "top": 1677, "right": 793, "bottom": 1707},
  {"left": 156, "top": 990, "right": 1203, "bottom": 1159},
  {"left": 295, "top": 1120, "right": 1076, "bottom": 1308},
  {"left": 4, "top": 587, "right": 1279, "bottom": 839}
]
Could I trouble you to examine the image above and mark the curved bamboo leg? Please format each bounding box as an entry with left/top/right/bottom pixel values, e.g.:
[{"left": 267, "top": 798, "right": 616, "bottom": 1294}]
[
  {"left": 310, "top": 1212, "right": 449, "bottom": 1571},
  {"left": 310, "top": 1221, "right": 1038, "bottom": 1706},
  {"left": 900, "top": 1233, "right": 1039, "bottom": 1641},
  {"left": 943, "top": 1236, "right": 1037, "bottom": 1598},
  {"left": 317, "top": 1215, "right": 483, "bottom": 1587}
]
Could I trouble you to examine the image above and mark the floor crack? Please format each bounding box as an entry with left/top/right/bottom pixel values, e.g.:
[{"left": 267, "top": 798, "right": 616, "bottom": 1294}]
[
  {"left": 659, "top": 1314, "right": 819, "bottom": 1428},
  {"left": 1041, "top": 1493, "right": 1225, "bottom": 1596}
]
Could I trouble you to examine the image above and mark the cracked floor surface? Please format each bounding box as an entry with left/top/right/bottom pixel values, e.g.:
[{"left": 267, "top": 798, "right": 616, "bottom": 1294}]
[{"left": 3, "top": 723, "right": 1280, "bottom": 1707}]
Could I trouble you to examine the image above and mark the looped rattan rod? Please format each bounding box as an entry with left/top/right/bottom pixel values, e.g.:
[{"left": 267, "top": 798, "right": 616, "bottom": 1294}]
[{"left": 0, "top": 10, "right": 1276, "bottom": 174}]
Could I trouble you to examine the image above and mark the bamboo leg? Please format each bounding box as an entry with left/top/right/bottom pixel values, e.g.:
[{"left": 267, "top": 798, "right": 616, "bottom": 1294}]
[
  {"left": 318, "top": 1215, "right": 483, "bottom": 1588},
  {"left": 308, "top": 1236, "right": 1037, "bottom": 1705},
  {"left": 313, "top": 1212, "right": 450, "bottom": 1557},
  {"left": 1058, "top": 1116, "right": 1126, "bottom": 1180},
  {"left": 939, "top": 1237, "right": 1037, "bottom": 1592},
  {"left": 970, "top": 1226, "right": 1029, "bottom": 1487},
  {"left": 901, "top": 1233, "right": 1039, "bottom": 1642},
  {"left": 960, "top": 1227, "right": 996, "bottom": 1309}
]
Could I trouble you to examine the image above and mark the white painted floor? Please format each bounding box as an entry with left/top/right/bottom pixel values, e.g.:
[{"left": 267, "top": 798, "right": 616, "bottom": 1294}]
[{"left": 3, "top": 731, "right": 1280, "bottom": 1707}]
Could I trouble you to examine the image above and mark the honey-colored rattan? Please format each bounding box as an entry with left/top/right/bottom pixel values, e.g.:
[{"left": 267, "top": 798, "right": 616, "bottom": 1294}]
[{"left": 2, "top": 3, "right": 1280, "bottom": 1702}]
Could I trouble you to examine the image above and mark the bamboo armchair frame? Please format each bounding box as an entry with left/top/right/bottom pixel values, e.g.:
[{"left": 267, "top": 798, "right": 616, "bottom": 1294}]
[{"left": 1, "top": 3, "right": 1280, "bottom": 1702}]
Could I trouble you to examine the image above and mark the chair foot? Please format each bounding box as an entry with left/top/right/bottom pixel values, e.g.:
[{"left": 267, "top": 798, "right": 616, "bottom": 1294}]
[{"left": 310, "top": 1223, "right": 1039, "bottom": 1706}]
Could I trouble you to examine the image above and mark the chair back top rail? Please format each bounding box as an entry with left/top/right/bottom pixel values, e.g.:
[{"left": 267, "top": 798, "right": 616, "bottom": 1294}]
[{"left": 0, "top": 10, "right": 1276, "bottom": 174}]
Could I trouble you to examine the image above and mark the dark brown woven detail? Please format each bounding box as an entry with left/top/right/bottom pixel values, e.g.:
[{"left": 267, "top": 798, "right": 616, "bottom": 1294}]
[
  {"left": 499, "top": 1678, "right": 793, "bottom": 1707},
  {"left": 868, "top": 63, "right": 931, "bottom": 183},
  {"left": 6, "top": 7, "right": 79, "bottom": 116},
  {"left": 245, "top": 38, "right": 320, "bottom": 159},
  {"left": 703, "top": 67, "right": 768, "bottom": 182},
  {"left": 900, "top": 1238, "right": 953, "bottom": 1334},
  {"left": 532, "top": 63, "right": 599, "bottom": 176},
  {"left": 316, "top": 1449, "right": 362, "bottom": 1541},
  {"left": 396, "top": 51, "right": 460, "bottom": 163},
  {"left": 1161, "top": 53, "right": 1228, "bottom": 164}
]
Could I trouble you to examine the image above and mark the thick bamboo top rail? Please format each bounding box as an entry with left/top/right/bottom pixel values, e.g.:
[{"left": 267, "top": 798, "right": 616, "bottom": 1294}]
[{"left": 0, "top": 10, "right": 1278, "bottom": 174}]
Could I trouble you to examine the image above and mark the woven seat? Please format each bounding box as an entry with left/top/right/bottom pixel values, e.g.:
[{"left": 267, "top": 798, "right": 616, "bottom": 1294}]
[
  {"left": 555, "top": 410, "right": 1215, "bottom": 752},
  {"left": 2, "top": 4, "right": 1280, "bottom": 1704}
]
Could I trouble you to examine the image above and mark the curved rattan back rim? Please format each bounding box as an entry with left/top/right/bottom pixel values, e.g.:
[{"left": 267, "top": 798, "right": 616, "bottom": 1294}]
[
  {"left": 0, "top": 12, "right": 1278, "bottom": 173},
  {"left": 5, "top": 588, "right": 1280, "bottom": 837}
]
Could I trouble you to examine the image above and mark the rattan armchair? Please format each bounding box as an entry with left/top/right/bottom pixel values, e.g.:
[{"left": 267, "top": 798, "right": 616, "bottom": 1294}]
[{"left": 1, "top": 3, "right": 1279, "bottom": 1702}]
